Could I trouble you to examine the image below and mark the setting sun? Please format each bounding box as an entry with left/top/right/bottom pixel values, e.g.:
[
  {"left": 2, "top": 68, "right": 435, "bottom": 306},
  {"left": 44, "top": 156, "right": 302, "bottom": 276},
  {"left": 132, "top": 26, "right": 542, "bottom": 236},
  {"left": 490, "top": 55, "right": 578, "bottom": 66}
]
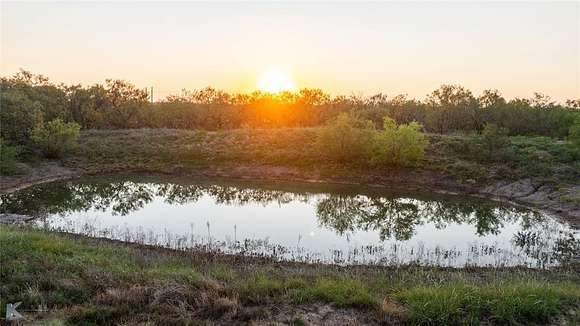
[{"left": 257, "top": 70, "right": 295, "bottom": 93}]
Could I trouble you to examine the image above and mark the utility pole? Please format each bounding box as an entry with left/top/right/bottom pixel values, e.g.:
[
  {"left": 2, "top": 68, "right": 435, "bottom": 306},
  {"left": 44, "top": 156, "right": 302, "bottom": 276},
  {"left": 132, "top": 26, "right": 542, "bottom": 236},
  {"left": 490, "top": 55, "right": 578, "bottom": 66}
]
[{"left": 150, "top": 87, "right": 154, "bottom": 103}]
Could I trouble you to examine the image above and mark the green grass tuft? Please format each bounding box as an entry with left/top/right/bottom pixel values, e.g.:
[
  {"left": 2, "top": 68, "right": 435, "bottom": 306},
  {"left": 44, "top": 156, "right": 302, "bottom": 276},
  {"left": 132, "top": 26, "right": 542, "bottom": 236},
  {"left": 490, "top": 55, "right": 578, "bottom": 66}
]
[
  {"left": 395, "top": 282, "right": 580, "bottom": 325},
  {"left": 292, "top": 278, "right": 377, "bottom": 308}
]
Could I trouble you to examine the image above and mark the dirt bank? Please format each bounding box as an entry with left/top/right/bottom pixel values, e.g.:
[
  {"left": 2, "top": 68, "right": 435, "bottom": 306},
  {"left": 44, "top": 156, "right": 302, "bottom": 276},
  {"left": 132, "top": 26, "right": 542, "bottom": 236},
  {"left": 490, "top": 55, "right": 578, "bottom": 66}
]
[
  {"left": 0, "top": 162, "right": 79, "bottom": 193},
  {"left": 1, "top": 162, "right": 578, "bottom": 227}
]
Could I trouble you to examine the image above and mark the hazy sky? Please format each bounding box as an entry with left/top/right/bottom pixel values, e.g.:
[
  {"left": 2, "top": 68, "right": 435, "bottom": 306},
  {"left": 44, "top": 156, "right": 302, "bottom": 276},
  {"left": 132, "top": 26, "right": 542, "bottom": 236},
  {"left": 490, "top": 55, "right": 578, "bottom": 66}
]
[{"left": 1, "top": 1, "right": 579, "bottom": 101}]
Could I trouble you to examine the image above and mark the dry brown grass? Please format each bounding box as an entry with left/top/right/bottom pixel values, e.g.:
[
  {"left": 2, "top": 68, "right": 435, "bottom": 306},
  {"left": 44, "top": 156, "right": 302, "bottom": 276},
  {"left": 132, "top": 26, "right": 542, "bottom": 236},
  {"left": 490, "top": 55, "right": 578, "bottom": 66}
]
[
  {"left": 95, "top": 285, "right": 153, "bottom": 307},
  {"left": 380, "top": 298, "right": 407, "bottom": 324}
]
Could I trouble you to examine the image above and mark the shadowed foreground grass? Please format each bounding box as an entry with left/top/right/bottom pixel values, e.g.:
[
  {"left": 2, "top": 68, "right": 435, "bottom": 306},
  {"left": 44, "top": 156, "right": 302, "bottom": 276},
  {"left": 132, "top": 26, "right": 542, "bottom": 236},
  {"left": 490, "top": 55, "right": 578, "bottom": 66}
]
[{"left": 1, "top": 225, "right": 579, "bottom": 325}]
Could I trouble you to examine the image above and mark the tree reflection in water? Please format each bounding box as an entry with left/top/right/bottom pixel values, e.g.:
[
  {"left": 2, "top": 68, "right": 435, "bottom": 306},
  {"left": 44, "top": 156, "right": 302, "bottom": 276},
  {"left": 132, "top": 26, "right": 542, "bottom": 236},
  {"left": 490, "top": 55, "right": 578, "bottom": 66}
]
[
  {"left": 1, "top": 178, "right": 577, "bottom": 267},
  {"left": 316, "top": 195, "right": 527, "bottom": 241}
]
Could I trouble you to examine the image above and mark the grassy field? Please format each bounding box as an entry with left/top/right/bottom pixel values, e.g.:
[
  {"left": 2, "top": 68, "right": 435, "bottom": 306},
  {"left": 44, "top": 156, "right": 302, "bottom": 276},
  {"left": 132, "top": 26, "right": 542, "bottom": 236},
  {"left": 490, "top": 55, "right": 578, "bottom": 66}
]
[
  {"left": 59, "top": 128, "right": 579, "bottom": 186},
  {"left": 2, "top": 129, "right": 579, "bottom": 324},
  {"left": 1, "top": 225, "right": 579, "bottom": 325}
]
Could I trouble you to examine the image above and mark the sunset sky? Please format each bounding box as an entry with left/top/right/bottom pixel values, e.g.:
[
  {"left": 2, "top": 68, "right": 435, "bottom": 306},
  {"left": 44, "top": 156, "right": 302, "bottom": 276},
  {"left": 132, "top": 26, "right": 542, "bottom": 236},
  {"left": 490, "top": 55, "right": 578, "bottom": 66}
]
[{"left": 1, "top": 1, "right": 578, "bottom": 101}]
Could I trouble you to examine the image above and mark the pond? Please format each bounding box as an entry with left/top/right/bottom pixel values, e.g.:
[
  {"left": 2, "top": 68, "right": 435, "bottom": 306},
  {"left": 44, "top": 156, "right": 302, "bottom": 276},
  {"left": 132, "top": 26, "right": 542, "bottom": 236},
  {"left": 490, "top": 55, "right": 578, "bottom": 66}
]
[{"left": 1, "top": 175, "right": 578, "bottom": 268}]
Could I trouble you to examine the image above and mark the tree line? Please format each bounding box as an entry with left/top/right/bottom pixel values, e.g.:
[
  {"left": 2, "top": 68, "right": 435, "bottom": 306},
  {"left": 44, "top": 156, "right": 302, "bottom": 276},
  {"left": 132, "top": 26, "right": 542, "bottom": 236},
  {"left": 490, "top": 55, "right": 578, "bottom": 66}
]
[
  {"left": 1, "top": 70, "right": 579, "bottom": 172},
  {"left": 2, "top": 70, "right": 579, "bottom": 139}
]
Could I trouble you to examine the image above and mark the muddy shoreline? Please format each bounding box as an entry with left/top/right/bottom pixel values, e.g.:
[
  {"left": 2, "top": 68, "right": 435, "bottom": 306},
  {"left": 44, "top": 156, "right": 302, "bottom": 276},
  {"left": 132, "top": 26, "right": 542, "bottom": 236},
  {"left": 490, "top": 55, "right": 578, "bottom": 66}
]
[{"left": 1, "top": 162, "right": 578, "bottom": 227}]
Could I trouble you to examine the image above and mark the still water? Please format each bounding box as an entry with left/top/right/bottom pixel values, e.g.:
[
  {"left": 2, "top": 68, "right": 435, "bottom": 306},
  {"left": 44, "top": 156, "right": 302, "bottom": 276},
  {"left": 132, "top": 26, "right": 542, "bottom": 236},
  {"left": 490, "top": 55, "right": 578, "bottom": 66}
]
[{"left": 1, "top": 175, "right": 577, "bottom": 268}]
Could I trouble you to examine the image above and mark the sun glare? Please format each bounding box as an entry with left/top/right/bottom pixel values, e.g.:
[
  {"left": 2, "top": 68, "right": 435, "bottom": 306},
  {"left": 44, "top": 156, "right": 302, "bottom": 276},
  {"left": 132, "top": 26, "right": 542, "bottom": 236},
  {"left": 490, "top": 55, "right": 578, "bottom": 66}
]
[{"left": 257, "top": 70, "right": 295, "bottom": 93}]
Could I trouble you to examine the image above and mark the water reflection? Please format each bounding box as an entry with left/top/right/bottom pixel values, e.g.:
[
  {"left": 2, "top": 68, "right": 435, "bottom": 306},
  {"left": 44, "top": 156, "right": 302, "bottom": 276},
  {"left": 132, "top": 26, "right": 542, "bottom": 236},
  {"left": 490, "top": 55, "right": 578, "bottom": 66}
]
[
  {"left": 1, "top": 177, "right": 577, "bottom": 268},
  {"left": 317, "top": 195, "right": 534, "bottom": 241},
  {"left": 0, "top": 181, "right": 309, "bottom": 215}
]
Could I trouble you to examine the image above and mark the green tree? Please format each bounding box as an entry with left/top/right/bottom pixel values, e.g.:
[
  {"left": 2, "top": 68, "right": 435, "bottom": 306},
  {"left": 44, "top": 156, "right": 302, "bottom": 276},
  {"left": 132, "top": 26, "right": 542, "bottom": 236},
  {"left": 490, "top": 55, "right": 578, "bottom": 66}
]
[
  {"left": 426, "top": 85, "right": 479, "bottom": 133},
  {"left": 0, "top": 89, "right": 45, "bottom": 144},
  {"left": 568, "top": 117, "right": 580, "bottom": 148},
  {"left": 373, "top": 117, "right": 428, "bottom": 166},
  {"left": 101, "top": 80, "right": 150, "bottom": 128},
  {"left": 316, "top": 113, "right": 375, "bottom": 163},
  {"left": 477, "top": 123, "right": 511, "bottom": 161},
  {"left": 30, "top": 119, "right": 81, "bottom": 158},
  {"left": 568, "top": 117, "right": 580, "bottom": 158},
  {"left": 0, "top": 138, "right": 19, "bottom": 175}
]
